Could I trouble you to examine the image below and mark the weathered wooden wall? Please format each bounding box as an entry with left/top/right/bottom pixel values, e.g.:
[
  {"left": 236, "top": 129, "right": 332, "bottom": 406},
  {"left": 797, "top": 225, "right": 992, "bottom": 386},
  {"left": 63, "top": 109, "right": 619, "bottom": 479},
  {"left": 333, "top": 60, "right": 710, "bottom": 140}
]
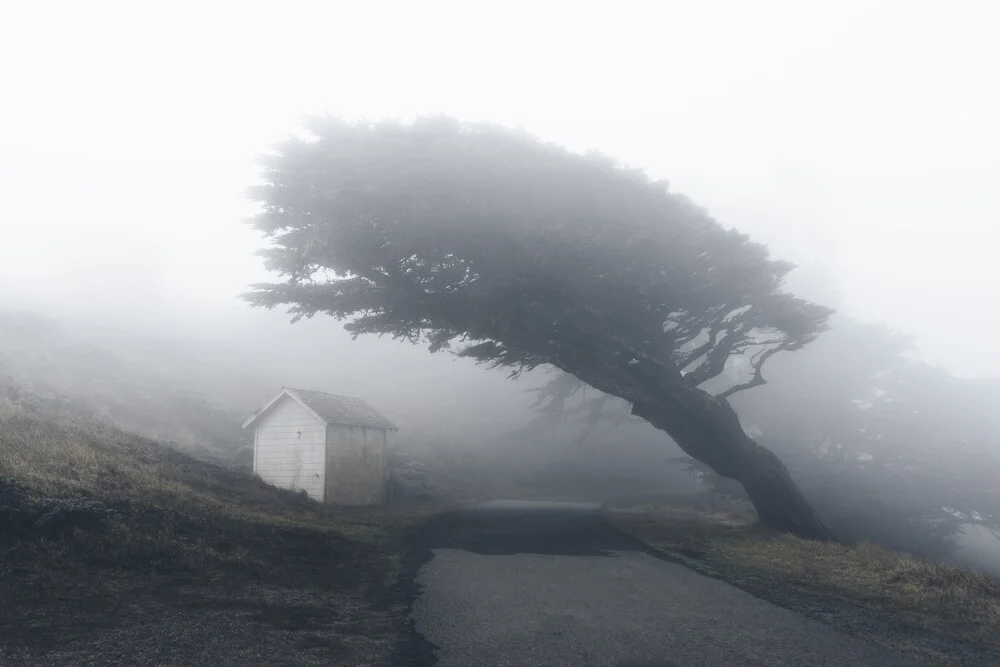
[
  {"left": 325, "top": 424, "right": 387, "bottom": 505},
  {"left": 253, "top": 395, "right": 326, "bottom": 500}
]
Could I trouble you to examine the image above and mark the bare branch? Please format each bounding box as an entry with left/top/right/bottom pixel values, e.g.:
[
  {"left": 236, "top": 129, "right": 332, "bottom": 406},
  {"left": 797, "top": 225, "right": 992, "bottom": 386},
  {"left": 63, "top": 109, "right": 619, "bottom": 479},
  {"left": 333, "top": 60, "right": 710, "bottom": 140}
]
[
  {"left": 674, "top": 304, "right": 785, "bottom": 387},
  {"left": 684, "top": 324, "right": 752, "bottom": 386},
  {"left": 674, "top": 324, "right": 722, "bottom": 370},
  {"left": 715, "top": 344, "right": 787, "bottom": 400}
]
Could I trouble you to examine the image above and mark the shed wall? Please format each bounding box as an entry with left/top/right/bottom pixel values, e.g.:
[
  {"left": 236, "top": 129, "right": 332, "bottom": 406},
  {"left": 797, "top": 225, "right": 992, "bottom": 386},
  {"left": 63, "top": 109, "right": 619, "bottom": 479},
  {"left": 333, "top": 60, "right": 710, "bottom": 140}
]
[
  {"left": 325, "top": 425, "right": 387, "bottom": 505},
  {"left": 254, "top": 395, "right": 326, "bottom": 500}
]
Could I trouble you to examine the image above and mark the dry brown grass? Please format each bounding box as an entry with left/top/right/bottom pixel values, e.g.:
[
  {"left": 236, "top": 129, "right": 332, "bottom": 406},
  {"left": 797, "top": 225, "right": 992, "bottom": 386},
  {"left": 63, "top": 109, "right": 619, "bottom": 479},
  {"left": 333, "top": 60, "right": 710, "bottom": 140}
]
[
  {"left": 0, "top": 401, "right": 188, "bottom": 497},
  {"left": 0, "top": 399, "right": 431, "bottom": 582},
  {"left": 0, "top": 397, "right": 438, "bottom": 665},
  {"left": 609, "top": 502, "right": 1000, "bottom": 657},
  {"left": 712, "top": 532, "right": 1000, "bottom": 634}
]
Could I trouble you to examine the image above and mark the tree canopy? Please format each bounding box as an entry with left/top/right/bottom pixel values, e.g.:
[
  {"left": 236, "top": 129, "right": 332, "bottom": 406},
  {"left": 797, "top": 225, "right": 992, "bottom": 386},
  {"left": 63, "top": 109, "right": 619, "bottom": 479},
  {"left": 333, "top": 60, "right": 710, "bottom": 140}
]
[
  {"left": 247, "top": 116, "right": 830, "bottom": 398},
  {"left": 245, "top": 116, "right": 835, "bottom": 538}
]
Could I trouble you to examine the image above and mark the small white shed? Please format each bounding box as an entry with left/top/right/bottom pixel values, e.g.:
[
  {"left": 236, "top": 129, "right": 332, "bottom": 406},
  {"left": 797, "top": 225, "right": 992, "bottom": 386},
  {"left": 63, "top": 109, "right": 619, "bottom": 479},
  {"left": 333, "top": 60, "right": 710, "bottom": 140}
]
[{"left": 242, "top": 387, "right": 397, "bottom": 505}]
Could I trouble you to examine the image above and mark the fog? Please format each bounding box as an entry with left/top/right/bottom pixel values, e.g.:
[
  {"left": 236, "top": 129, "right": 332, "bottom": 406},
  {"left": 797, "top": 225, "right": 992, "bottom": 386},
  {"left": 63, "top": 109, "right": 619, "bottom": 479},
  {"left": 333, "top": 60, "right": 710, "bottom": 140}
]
[
  {"left": 2, "top": 2, "right": 999, "bottom": 569},
  {"left": 3, "top": 0, "right": 1000, "bottom": 375}
]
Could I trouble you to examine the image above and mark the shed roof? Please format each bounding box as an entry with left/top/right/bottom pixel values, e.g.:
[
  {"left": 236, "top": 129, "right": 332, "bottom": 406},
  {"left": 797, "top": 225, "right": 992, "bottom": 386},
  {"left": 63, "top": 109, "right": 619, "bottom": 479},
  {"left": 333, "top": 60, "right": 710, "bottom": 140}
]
[{"left": 242, "top": 387, "right": 397, "bottom": 431}]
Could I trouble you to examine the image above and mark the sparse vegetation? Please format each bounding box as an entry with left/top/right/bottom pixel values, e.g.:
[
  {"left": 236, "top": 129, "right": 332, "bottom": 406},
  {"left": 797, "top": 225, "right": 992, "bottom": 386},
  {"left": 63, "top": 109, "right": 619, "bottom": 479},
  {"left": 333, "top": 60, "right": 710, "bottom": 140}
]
[
  {"left": 0, "top": 391, "right": 432, "bottom": 665},
  {"left": 0, "top": 310, "right": 263, "bottom": 466},
  {"left": 609, "top": 502, "right": 1000, "bottom": 664}
]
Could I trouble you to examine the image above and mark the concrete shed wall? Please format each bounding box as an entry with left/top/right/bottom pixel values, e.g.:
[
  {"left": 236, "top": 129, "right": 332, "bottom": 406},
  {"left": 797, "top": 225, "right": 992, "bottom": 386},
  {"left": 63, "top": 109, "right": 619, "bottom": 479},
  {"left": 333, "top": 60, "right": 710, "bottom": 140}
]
[
  {"left": 325, "top": 424, "right": 388, "bottom": 505},
  {"left": 254, "top": 395, "right": 326, "bottom": 501}
]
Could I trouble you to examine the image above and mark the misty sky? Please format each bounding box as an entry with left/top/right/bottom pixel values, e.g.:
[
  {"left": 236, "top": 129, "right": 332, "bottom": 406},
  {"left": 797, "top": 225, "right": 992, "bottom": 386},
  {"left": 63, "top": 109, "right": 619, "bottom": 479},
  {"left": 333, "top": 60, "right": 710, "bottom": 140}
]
[{"left": 2, "top": 1, "right": 998, "bottom": 377}]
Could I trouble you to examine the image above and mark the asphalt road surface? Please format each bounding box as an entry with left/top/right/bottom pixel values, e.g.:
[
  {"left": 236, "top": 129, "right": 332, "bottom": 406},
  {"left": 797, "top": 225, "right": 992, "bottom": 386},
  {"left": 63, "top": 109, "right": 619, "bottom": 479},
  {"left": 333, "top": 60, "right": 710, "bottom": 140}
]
[{"left": 403, "top": 500, "right": 919, "bottom": 667}]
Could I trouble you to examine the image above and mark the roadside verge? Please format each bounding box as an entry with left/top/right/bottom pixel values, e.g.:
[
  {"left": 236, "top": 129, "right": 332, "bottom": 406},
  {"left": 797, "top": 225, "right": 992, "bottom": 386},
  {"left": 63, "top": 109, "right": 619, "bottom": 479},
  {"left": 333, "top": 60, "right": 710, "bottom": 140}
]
[{"left": 606, "top": 502, "right": 1000, "bottom": 666}]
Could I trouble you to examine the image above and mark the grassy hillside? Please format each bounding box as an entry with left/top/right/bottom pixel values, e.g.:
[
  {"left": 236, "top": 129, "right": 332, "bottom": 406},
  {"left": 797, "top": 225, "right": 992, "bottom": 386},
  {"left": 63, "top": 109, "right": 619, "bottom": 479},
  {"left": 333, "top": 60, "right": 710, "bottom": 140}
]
[
  {"left": 610, "top": 502, "right": 1000, "bottom": 666},
  {"left": 0, "top": 309, "right": 544, "bottom": 460},
  {"left": 0, "top": 392, "right": 427, "bottom": 665},
  {"left": 0, "top": 310, "right": 268, "bottom": 464},
  {"left": 0, "top": 310, "right": 706, "bottom": 512}
]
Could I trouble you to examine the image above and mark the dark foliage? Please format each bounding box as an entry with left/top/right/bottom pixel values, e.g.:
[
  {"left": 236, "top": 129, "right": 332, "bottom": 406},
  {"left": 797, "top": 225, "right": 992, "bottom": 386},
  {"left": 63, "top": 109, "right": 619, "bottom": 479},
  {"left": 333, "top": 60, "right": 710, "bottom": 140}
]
[{"left": 244, "top": 116, "right": 834, "bottom": 537}]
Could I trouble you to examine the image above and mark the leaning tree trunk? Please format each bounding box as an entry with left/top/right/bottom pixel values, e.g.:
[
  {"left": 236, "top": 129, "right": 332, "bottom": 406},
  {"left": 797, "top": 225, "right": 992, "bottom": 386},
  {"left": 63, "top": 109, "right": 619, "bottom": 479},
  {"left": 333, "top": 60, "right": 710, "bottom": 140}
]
[{"left": 632, "top": 385, "right": 833, "bottom": 541}]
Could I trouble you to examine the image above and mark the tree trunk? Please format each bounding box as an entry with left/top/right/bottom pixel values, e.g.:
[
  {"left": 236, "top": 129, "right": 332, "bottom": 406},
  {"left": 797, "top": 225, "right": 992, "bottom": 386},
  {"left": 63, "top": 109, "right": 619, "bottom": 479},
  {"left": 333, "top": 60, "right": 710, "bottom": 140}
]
[{"left": 632, "top": 385, "right": 833, "bottom": 541}]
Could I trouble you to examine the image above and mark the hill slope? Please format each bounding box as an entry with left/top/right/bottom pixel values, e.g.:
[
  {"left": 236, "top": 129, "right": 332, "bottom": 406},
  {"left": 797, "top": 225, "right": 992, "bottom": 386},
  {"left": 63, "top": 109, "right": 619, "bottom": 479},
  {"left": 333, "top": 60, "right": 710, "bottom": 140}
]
[{"left": 0, "top": 392, "right": 422, "bottom": 665}]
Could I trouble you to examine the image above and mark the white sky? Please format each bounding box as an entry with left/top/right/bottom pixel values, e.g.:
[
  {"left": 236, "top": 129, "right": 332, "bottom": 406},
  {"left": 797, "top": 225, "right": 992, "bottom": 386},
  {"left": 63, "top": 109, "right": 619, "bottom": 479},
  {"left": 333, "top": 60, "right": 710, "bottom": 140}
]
[{"left": 1, "top": 0, "right": 998, "bottom": 376}]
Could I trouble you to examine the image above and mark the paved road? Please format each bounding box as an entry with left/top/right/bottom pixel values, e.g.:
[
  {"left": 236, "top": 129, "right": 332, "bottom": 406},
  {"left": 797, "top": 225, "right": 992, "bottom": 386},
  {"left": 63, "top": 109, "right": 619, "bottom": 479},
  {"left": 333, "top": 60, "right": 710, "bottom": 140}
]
[{"left": 404, "top": 500, "right": 919, "bottom": 667}]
